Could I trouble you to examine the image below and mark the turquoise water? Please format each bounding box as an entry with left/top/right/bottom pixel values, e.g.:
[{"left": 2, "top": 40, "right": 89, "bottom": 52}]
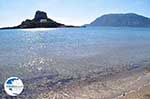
[{"left": 0, "top": 27, "right": 150, "bottom": 80}]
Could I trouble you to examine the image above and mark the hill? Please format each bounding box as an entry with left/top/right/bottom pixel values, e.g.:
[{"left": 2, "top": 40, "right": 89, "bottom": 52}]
[{"left": 88, "top": 13, "right": 150, "bottom": 27}]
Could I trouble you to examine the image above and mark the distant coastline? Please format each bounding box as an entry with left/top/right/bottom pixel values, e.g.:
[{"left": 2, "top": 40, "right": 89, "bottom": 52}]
[
  {"left": 1, "top": 11, "right": 150, "bottom": 29},
  {"left": 87, "top": 13, "right": 150, "bottom": 27}
]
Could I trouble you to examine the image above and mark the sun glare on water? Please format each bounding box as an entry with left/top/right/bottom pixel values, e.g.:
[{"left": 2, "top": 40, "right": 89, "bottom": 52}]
[{"left": 20, "top": 28, "right": 58, "bottom": 32}]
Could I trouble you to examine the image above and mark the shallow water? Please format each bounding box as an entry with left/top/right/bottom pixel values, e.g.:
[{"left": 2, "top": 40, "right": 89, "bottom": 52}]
[{"left": 0, "top": 27, "right": 150, "bottom": 81}]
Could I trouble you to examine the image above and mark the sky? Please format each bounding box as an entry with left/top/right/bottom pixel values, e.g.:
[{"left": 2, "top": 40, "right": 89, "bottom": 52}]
[{"left": 0, "top": 0, "right": 150, "bottom": 27}]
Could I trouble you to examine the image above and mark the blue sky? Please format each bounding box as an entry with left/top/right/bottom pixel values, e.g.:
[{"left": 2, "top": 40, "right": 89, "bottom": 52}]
[{"left": 0, "top": 0, "right": 150, "bottom": 27}]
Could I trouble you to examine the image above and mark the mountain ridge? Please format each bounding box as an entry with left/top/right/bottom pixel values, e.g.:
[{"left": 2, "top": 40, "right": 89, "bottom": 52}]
[{"left": 88, "top": 13, "right": 150, "bottom": 27}]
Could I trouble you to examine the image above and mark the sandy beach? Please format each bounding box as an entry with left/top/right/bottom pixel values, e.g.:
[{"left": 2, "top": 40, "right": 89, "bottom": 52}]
[
  {"left": 36, "top": 67, "right": 150, "bottom": 99},
  {"left": 119, "top": 85, "right": 150, "bottom": 99},
  {"left": 118, "top": 68, "right": 150, "bottom": 99}
]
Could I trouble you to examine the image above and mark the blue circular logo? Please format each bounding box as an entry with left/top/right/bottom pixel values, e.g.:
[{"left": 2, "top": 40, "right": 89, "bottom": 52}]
[{"left": 4, "top": 77, "right": 24, "bottom": 96}]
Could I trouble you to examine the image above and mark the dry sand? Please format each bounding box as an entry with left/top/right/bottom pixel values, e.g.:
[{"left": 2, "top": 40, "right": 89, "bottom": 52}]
[
  {"left": 118, "top": 68, "right": 150, "bottom": 99},
  {"left": 119, "top": 85, "right": 150, "bottom": 99}
]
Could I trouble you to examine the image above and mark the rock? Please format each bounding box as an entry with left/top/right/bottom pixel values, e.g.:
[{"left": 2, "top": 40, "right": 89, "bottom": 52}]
[{"left": 34, "top": 11, "right": 48, "bottom": 22}]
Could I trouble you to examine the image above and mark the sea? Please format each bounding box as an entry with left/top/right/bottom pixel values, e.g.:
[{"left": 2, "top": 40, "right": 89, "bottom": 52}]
[{"left": 0, "top": 27, "right": 150, "bottom": 90}]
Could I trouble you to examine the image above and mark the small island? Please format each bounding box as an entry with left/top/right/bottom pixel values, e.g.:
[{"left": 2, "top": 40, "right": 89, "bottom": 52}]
[{"left": 1, "top": 10, "right": 74, "bottom": 29}]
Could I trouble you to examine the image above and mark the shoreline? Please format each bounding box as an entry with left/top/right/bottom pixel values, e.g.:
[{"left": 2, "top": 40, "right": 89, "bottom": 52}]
[
  {"left": 1, "top": 63, "right": 150, "bottom": 99},
  {"left": 1, "top": 53, "right": 150, "bottom": 99},
  {"left": 36, "top": 66, "right": 150, "bottom": 99}
]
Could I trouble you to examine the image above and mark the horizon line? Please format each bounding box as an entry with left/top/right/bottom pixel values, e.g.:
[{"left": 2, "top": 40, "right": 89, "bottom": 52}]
[{"left": 0, "top": 12, "right": 150, "bottom": 28}]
